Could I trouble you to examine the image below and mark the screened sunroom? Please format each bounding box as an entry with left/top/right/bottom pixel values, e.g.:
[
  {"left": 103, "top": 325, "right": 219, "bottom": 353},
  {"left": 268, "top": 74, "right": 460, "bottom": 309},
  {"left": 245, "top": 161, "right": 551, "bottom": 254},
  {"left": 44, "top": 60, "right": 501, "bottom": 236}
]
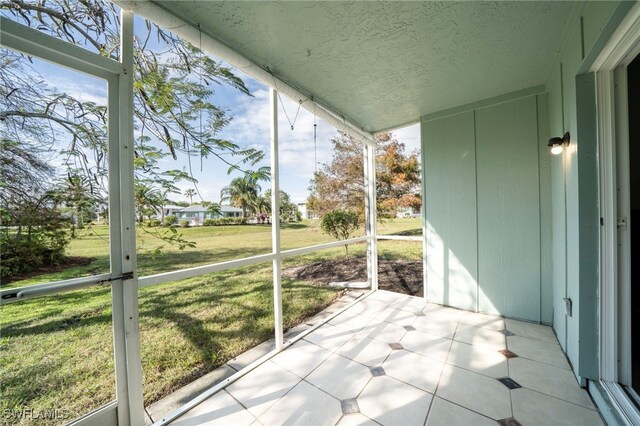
[{"left": 1, "top": 1, "right": 640, "bottom": 425}]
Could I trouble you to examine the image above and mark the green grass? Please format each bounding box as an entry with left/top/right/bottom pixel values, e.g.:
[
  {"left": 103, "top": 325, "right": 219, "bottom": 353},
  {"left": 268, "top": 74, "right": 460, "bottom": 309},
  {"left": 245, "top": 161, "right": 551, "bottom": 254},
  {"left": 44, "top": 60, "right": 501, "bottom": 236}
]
[{"left": 0, "top": 219, "right": 421, "bottom": 425}]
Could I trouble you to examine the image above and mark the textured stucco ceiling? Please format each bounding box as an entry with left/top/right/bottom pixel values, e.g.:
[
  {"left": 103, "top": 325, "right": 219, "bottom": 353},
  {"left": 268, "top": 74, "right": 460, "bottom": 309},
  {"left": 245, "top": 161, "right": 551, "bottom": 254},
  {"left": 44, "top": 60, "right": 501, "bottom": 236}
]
[{"left": 156, "top": 1, "right": 577, "bottom": 132}]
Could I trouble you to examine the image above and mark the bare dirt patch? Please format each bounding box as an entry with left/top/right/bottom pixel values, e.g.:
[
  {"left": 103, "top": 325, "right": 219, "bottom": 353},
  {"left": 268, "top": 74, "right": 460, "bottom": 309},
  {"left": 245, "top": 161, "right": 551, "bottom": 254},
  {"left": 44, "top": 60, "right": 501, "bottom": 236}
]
[{"left": 283, "top": 257, "right": 423, "bottom": 297}]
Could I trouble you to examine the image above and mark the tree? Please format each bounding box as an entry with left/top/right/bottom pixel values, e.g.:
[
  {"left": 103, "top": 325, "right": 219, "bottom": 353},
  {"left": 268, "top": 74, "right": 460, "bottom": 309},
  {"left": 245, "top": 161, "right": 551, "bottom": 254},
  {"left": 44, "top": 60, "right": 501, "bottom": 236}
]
[
  {"left": 51, "top": 173, "right": 103, "bottom": 237},
  {"left": 220, "top": 176, "right": 262, "bottom": 217},
  {"left": 308, "top": 132, "right": 421, "bottom": 219},
  {"left": 320, "top": 210, "right": 360, "bottom": 256},
  {"left": 1, "top": 0, "right": 268, "bottom": 250},
  {"left": 0, "top": 140, "right": 70, "bottom": 278},
  {"left": 205, "top": 203, "right": 222, "bottom": 218},
  {"left": 135, "top": 183, "right": 161, "bottom": 223},
  {"left": 184, "top": 188, "right": 196, "bottom": 205},
  {"left": 263, "top": 189, "right": 300, "bottom": 222}
]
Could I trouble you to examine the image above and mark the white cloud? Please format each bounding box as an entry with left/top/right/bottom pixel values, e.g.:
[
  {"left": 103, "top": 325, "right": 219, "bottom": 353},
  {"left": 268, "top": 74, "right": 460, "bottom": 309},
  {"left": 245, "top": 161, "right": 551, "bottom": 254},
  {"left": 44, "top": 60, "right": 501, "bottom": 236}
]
[{"left": 387, "top": 123, "right": 421, "bottom": 155}]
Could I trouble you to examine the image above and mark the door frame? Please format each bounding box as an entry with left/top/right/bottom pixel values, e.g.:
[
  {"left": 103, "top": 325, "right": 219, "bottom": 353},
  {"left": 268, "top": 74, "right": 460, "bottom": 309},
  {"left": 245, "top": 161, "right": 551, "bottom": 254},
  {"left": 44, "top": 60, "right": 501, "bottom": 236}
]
[{"left": 591, "top": 2, "right": 640, "bottom": 424}]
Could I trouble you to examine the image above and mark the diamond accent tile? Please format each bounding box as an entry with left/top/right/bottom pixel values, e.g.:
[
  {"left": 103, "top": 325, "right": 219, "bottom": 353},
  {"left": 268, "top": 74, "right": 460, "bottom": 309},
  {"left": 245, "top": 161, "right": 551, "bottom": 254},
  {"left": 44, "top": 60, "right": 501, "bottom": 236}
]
[
  {"left": 341, "top": 398, "right": 360, "bottom": 415},
  {"left": 389, "top": 342, "right": 404, "bottom": 350},
  {"left": 403, "top": 325, "right": 416, "bottom": 331},
  {"left": 497, "top": 418, "right": 523, "bottom": 426},
  {"left": 498, "top": 349, "right": 518, "bottom": 358},
  {"left": 370, "top": 366, "right": 385, "bottom": 377},
  {"left": 500, "top": 329, "right": 516, "bottom": 336},
  {"left": 415, "top": 311, "right": 426, "bottom": 317},
  {"left": 497, "top": 377, "right": 522, "bottom": 389}
]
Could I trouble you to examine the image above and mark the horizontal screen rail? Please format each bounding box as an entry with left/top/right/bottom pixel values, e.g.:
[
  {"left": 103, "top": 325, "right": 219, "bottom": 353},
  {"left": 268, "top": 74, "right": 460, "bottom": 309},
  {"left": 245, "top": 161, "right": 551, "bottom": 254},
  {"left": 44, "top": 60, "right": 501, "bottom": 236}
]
[
  {"left": 137, "top": 253, "right": 276, "bottom": 288},
  {"left": 280, "top": 236, "right": 371, "bottom": 258},
  {"left": 3, "top": 237, "right": 375, "bottom": 300},
  {"left": 0, "top": 273, "right": 116, "bottom": 303},
  {"left": 0, "top": 17, "right": 124, "bottom": 79},
  {"left": 376, "top": 235, "right": 423, "bottom": 242}
]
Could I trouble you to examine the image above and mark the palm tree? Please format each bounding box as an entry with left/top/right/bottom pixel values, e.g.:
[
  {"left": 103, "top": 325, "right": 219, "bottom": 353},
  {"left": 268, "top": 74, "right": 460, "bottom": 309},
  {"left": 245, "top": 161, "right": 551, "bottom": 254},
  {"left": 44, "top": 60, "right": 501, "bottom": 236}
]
[
  {"left": 184, "top": 188, "right": 196, "bottom": 204},
  {"left": 220, "top": 176, "right": 260, "bottom": 217},
  {"left": 135, "top": 183, "right": 161, "bottom": 223},
  {"left": 206, "top": 203, "right": 222, "bottom": 218}
]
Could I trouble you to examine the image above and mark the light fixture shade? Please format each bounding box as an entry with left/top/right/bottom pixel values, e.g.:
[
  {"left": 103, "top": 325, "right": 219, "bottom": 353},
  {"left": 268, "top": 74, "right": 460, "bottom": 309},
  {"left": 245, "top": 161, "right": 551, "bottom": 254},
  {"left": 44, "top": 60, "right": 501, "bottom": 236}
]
[{"left": 548, "top": 132, "right": 570, "bottom": 154}]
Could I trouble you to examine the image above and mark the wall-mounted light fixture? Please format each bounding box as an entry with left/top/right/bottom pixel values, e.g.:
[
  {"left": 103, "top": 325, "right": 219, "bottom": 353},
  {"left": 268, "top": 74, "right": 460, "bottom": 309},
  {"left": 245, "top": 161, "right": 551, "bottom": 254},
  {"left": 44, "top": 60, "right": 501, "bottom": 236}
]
[{"left": 548, "top": 132, "right": 570, "bottom": 155}]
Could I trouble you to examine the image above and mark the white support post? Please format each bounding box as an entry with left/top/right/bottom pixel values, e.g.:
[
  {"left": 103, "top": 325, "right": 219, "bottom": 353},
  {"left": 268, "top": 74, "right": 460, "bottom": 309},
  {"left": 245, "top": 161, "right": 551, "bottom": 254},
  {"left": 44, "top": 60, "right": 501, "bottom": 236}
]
[
  {"left": 110, "top": 9, "right": 145, "bottom": 425},
  {"left": 270, "top": 88, "right": 284, "bottom": 350},
  {"left": 364, "top": 144, "right": 379, "bottom": 291},
  {"left": 420, "top": 127, "right": 428, "bottom": 301}
]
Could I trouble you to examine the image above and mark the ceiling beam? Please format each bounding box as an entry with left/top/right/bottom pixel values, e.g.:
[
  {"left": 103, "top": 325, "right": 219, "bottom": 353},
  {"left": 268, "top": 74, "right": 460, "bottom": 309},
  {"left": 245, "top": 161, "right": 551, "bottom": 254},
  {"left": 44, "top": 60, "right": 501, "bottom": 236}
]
[{"left": 115, "top": 0, "right": 377, "bottom": 147}]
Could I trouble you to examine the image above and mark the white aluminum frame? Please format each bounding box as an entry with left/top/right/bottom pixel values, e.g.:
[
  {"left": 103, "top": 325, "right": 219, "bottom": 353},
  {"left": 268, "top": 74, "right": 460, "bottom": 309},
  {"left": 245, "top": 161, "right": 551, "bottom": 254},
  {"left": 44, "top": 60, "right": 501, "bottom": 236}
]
[
  {"left": 590, "top": 2, "right": 640, "bottom": 424},
  {"left": 113, "top": 0, "right": 376, "bottom": 148},
  {"left": 270, "top": 87, "right": 284, "bottom": 350},
  {"left": 0, "top": 7, "right": 385, "bottom": 425},
  {"left": 1, "top": 11, "right": 143, "bottom": 425},
  {"left": 364, "top": 144, "right": 379, "bottom": 291}
]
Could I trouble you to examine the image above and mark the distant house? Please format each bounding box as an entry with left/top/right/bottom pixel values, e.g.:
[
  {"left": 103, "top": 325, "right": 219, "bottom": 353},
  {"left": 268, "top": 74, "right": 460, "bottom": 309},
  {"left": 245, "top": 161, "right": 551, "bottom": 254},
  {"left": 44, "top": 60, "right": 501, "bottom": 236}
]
[
  {"left": 395, "top": 206, "right": 421, "bottom": 218},
  {"left": 161, "top": 205, "right": 184, "bottom": 218},
  {"left": 296, "top": 202, "right": 319, "bottom": 219},
  {"left": 172, "top": 204, "right": 243, "bottom": 226}
]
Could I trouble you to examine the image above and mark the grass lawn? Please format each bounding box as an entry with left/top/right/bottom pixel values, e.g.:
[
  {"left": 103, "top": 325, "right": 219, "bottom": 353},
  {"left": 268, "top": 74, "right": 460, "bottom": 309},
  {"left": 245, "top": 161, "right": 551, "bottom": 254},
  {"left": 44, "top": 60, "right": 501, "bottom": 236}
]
[{"left": 0, "top": 219, "right": 421, "bottom": 425}]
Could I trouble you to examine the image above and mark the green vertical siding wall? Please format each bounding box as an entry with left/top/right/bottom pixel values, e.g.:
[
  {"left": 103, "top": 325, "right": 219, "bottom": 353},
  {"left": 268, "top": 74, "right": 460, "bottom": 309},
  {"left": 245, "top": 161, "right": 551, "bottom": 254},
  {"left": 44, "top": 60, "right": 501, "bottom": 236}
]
[
  {"left": 422, "top": 92, "right": 550, "bottom": 323},
  {"left": 423, "top": 112, "right": 478, "bottom": 311},
  {"left": 476, "top": 97, "right": 541, "bottom": 320},
  {"left": 420, "top": 0, "right": 632, "bottom": 382},
  {"left": 544, "top": 0, "right": 632, "bottom": 380}
]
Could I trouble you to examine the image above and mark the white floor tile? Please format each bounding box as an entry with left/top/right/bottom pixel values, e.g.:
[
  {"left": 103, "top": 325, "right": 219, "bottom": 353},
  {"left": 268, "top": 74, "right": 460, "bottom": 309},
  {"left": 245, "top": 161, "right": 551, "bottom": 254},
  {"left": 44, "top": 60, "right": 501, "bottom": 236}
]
[
  {"left": 505, "top": 318, "right": 558, "bottom": 343},
  {"left": 507, "top": 335, "right": 570, "bottom": 369},
  {"left": 361, "top": 321, "right": 406, "bottom": 343},
  {"left": 436, "top": 364, "right": 512, "bottom": 420},
  {"left": 171, "top": 390, "right": 255, "bottom": 426},
  {"left": 365, "top": 291, "right": 401, "bottom": 305},
  {"left": 271, "top": 340, "right": 333, "bottom": 378},
  {"left": 305, "top": 353, "right": 372, "bottom": 400},
  {"left": 454, "top": 324, "right": 506, "bottom": 350},
  {"left": 512, "top": 388, "right": 603, "bottom": 426},
  {"left": 336, "top": 413, "right": 378, "bottom": 426},
  {"left": 446, "top": 340, "right": 508, "bottom": 378},
  {"left": 458, "top": 312, "right": 505, "bottom": 330},
  {"left": 423, "top": 304, "right": 465, "bottom": 321},
  {"left": 346, "top": 299, "right": 389, "bottom": 318},
  {"left": 336, "top": 334, "right": 392, "bottom": 367},
  {"left": 358, "top": 376, "right": 433, "bottom": 426},
  {"left": 401, "top": 330, "right": 452, "bottom": 362},
  {"left": 390, "top": 296, "right": 427, "bottom": 312},
  {"left": 383, "top": 349, "right": 444, "bottom": 393},
  {"left": 303, "top": 323, "right": 354, "bottom": 352},
  {"left": 258, "top": 380, "right": 342, "bottom": 426},
  {"left": 426, "top": 397, "right": 496, "bottom": 426},
  {"left": 509, "top": 357, "right": 594, "bottom": 408},
  {"left": 329, "top": 310, "right": 374, "bottom": 333},
  {"left": 226, "top": 361, "right": 300, "bottom": 418},
  {"left": 378, "top": 307, "right": 417, "bottom": 327},
  {"left": 412, "top": 315, "right": 458, "bottom": 339}
]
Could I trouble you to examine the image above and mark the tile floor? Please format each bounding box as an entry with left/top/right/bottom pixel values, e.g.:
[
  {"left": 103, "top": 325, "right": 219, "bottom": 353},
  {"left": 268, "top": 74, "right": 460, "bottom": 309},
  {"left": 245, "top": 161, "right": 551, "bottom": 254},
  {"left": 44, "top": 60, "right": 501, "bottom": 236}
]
[{"left": 170, "top": 291, "right": 604, "bottom": 426}]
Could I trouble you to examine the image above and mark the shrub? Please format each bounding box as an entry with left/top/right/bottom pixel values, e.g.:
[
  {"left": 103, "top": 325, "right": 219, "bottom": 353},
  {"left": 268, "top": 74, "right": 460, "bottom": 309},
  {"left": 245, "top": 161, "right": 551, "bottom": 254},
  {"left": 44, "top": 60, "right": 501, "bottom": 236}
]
[
  {"left": 164, "top": 215, "right": 177, "bottom": 226},
  {"left": 145, "top": 219, "right": 161, "bottom": 227},
  {"left": 203, "top": 217, "right": 247, "bottom": 226},
  {"left": 179, "top": 220, "right": 190, "bottom": 228},
  {"left": 320, "top": 210, "right": 360, "bottom": 256},
  {"left": 0, "top": 229, "right": 68, "bottom": 277}
]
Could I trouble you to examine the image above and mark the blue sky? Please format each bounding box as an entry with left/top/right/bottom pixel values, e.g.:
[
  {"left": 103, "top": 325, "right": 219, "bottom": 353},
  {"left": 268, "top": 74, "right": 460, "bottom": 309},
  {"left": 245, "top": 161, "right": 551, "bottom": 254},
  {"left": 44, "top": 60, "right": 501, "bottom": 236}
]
[{"left": 7, "top": 14, "right": 420, "bottom": 205}]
